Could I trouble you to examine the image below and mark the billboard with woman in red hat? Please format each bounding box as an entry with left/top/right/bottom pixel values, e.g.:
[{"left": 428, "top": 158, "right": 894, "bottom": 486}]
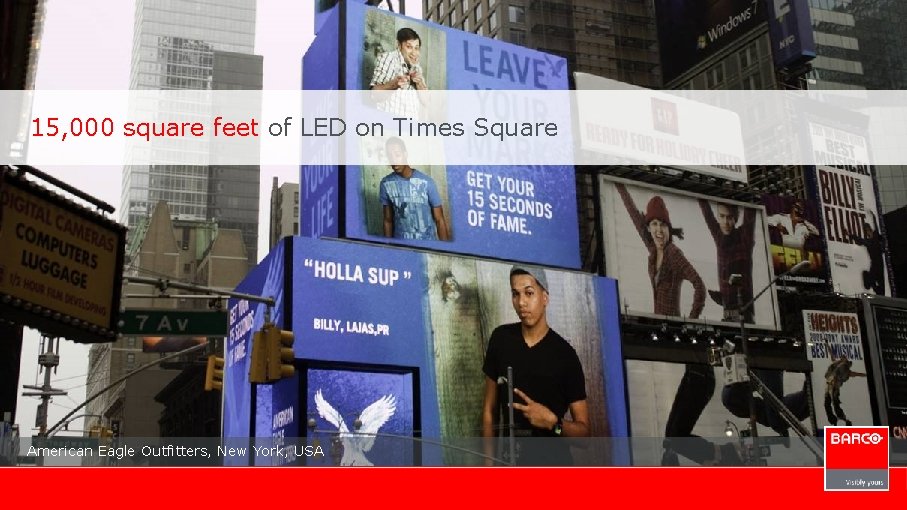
[
  {"left": 615, "top": 183, "right": 706, "bottom": 320},
  {"left": 601, "top": 177, "right": 779, "bottom": 330}
]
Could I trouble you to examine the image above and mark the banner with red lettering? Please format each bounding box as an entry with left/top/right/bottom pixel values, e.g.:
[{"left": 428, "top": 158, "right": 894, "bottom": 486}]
[
  {"left": 808, "top": 123, "right": 890, "bottom": 296},
  {"left": 803, "top": 310, "right": 874, "bottom": 429}
]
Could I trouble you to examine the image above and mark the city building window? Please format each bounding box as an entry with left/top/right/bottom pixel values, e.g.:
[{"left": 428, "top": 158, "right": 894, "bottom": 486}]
[
  {"left": 510, "top": 28, "right": 526, "bottom": 46},
  {"left": 742, "top": 73, "right": 761, "bottom": 90},
  {"left": 739, "top": 44, "right": 756, "bottom": 69},
  {"left": 706, "top": 64, "right": 725, "bottom": 88},
  {"left": 508, "top": 5, "right": 525, "bottom": 24}
]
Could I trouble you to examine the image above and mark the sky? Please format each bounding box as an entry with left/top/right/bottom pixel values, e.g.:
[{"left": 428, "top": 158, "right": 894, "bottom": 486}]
[{"left": 15, "top": 0, "right": 421, "bottom": 441}]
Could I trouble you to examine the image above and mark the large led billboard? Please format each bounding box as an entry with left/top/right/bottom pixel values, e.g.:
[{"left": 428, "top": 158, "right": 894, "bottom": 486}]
[
  {"left": 654, "top": 0, "right": 768, "bottom": 84},
  {"left": 253, "top": 375, "right": 299, "bottom": 467},
  {"left": 301, "top": 7, "right": 341, "bottom": 239},
  {"left": 299, "top": 2, "right": 580, "bottom": 269},
  {"left": 344, "top": 164, "right": 581, "bottom": 268},
  {"left": 281, "top": 235, "right": 627, "bottom": 465},
  {"left": 599, "top": 176, "right": 780, "bottom": 329},
  {"left": 304, "top": 364, "right": 416, "bottom": 466},
  {"left": 224, "top": 238, "right": 287, "bottom": 463}
]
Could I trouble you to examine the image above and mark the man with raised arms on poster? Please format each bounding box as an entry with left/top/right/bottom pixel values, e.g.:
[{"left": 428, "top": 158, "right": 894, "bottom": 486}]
[
  {"left": 369, "top": 27, "right": 427, "bottom": 117},
  {"left": 699, "top": 198, "right": 808, "bottom": 443},
  {"left": 481, "top": 265, "right": 589, "bottom": 466},
  {"left": 380, "top": 137, "right": 450, "bottom": 241},
  {"left": 699, "top": 199, "right": 756, "bottom": 323}
]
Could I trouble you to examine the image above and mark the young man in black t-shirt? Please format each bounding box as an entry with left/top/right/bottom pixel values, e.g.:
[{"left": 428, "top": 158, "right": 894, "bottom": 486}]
[{"left": 481, "top": 265, "right": 589, "bottom": 465}]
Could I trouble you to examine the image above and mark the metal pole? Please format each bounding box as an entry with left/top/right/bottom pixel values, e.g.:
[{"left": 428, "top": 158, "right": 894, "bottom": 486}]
[
  {"left": 747, "top": 370, "right": 823, "bottom": 461},
  {"left": 507, "top": 366, "right": 515, "bottom": 466},
  {"left": 36, "top": 340, "right": 54, "bottom": 467},
  {"left": 804, "top": 374, "right": 822, "bottom": 466},
  {"left": 26, "top": 336, "right": 66, "bottom": 467},
  {"left": 124, "top": 275, "right": 275, "bottom": 307},
  {"left": 123, "top": 294, "right": 230, "bottom": 300},
  {"left": 37, "top": 342, "right": 53, "bottom": 437},
  {"left": 733, "top": 260, "right": 809, "bottom": 465},
  {"left": 50, "top": 414, "right": 103, "bottom": 437},
  {"left": 739, "top": 287, "right": 759, "bottom": 464}
]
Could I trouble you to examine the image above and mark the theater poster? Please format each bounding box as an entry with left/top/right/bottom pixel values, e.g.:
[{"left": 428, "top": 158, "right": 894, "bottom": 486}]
[
  {"left": 803, "top": 309, "right": 874, "bottom": 429},
  {"left": 808, "top": 122, "right": 891, "bottom": 296}
]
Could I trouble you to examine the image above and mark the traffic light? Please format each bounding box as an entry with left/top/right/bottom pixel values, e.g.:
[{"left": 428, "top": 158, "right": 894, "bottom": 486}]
[
  {"left": 249, "top": 329, "right": 268, "bottom": 384},
  {"left": 88, "top": 425, "right": 113, "bottom": 439},
  {"left": 204, "top": 355, "right": 225, "bottom": 391},
  {"left": 249, "top": 323, "right": 296, "bottom": 383},
  {"left": 266, "top": 323, "right": 296, "bottom": 381}
]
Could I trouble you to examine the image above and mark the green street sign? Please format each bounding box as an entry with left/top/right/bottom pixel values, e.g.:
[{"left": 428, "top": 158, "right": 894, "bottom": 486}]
[
  {"left": 118, "top": 309, "right": 228, "bottom": 336},
  {"left": 34, "top": 436, "right": 99, "bottom": 450}
]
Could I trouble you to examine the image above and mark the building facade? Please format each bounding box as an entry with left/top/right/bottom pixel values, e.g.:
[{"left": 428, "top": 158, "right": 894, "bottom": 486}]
[
  {"left": 120, "top": 0, "right": 261, "bottom": 264},
  {"left": 0, "top": 0, "right": 45, "bottom": 434},
  {"left": 269, "top": 178, "right": 300, "bottom": 248},
  {"left": 86, "top": 201, "right": 249, "bottom": 445},
  {"left": 2, "top": 0, "right": 45, "bottom": 162},
  {"left": 806, "top": 1, "right": 907, "bottom": 212}
]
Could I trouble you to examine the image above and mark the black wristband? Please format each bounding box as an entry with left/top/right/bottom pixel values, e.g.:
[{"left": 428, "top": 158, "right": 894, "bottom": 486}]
[{"left": 553, "top": 419, "right": 563, "bottom": 436}]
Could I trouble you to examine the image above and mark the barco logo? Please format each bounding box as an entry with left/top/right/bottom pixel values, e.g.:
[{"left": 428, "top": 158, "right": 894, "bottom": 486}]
[
  {"left": 829, "top": 432, "right": 885, "bottom": 445},
  {"left": 824, "top": 426, "right": 889, "bottom": 491}
]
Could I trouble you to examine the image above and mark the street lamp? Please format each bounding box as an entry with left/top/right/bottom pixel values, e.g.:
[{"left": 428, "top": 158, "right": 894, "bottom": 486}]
[
  {"left": 732, "top": 259, "right": 810, "bottom": 462},
  {"left": 725, "top": 420, "right": 740, "bottom": 438}
]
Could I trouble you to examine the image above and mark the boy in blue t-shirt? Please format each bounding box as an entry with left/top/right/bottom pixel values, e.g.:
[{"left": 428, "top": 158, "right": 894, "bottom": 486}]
[{"left": 379, "top": 137, "right": 450, "bottom": 241}]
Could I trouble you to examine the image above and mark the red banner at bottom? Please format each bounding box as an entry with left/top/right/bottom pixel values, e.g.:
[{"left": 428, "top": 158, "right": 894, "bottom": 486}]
[{"left": 3, "top": 467, "right": 905, "bottom": 505}]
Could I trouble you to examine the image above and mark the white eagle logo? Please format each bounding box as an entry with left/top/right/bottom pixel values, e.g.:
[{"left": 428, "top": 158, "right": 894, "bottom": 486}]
[{"left": 314, "top": 389, "right": 397, "bottom": 466}]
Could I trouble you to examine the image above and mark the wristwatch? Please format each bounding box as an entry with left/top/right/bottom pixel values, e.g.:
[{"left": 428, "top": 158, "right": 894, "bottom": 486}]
[{"left": 553, "top": 418, "right": 563, "bottom": 437}]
